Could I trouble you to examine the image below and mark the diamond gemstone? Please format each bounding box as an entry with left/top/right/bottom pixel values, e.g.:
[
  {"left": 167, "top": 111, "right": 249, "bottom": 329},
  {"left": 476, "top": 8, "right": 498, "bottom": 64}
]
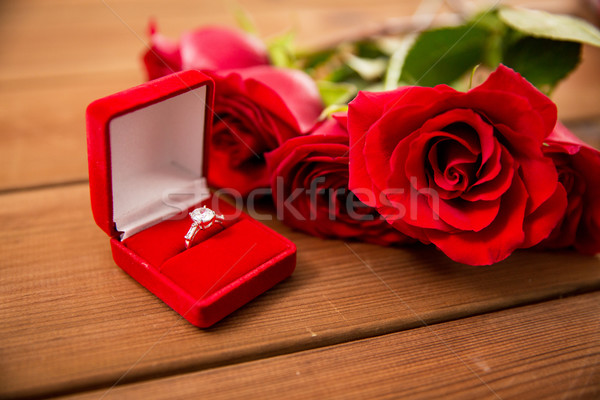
[{"left": 190, "top": 207, "right": 215, "bottom": 223}]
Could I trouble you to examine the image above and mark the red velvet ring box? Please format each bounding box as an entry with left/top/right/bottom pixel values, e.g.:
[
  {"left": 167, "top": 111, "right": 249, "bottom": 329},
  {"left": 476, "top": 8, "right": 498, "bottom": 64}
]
[{"left": 86, "top": 70, "right": 296, "bottom": 328}]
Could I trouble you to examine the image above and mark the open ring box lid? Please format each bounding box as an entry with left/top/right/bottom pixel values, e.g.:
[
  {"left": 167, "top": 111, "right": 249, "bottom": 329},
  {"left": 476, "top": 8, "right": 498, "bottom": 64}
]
[{"left": 86, "top": 70, "right": 296, "bottom": 328}]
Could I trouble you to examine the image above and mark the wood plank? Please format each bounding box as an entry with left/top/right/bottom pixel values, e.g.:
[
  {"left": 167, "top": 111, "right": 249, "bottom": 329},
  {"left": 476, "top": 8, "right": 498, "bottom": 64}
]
[
  {"left": 0, "top": 0, "right": 424, "bottom": 81},
  {"left": 1, "top": 184, "right": 600, "bottom": 399},
  {"left": 0, "top": 70, "right": 140, "bottom": 191},
  {"left": 57, "top": 292, "right": 600, "bottom": 400}
]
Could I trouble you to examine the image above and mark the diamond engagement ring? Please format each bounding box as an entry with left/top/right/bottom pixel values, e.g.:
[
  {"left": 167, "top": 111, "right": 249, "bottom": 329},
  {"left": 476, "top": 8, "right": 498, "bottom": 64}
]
[{"left": 184, "top": 206, "right": 225, "bottom": 249}]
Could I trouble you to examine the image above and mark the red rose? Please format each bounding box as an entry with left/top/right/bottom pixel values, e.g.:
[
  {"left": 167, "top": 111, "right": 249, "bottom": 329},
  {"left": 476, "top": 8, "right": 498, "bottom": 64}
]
[
  {"left": 206, "top": 66, "right": 323, "bottom": 196},
  {"left": 538, "top": 122, "right": 600, "bottom": 254},
  {"left": 347, "top": 65, "right": 567, "bottom": 265},
  {"left": 143, "top": 22, "right": 269, "bottom": 80},
  {"left": 266, "top": 116, "right": 412, "bottom": 245}
]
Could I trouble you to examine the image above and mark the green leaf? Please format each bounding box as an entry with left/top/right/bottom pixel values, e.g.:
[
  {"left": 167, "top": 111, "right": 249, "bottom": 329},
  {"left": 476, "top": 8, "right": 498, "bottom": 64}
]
[
  {"left": 383, "top": 35, "right": 416, "bottom": 90},
  {"left": 354, "top": 40, "right": 387, "bottom": 58},
  {"left": 327, "top": 64, "right": 358, "bottom": 83},
  {"left": 344, "top": 54, "right": 387, "bottom": 81},
  {"left": 317, "top": 80, "right": 358, "bottom": 107},
  {"left": 267, "top": 31, "right": 296, "bottom": 68},
  {"left": 297, "top": 48, "right": 337, "bottom": 71},
  {"left": 401, "top": 24, "right": 489, "bottom": 87},
  {"left": 362, "top": 82, "right": 385, "bottom": 92},
  {"left": 503, "top": 37, "right": 581, "bottom": 94},
  {"left": 499, "top": 7, "right": 600, "bottom": 47}
]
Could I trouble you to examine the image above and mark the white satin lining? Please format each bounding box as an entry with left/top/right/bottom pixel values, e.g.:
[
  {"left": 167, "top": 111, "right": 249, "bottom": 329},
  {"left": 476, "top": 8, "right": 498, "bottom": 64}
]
[{"left": 109, "top": 86, "right": 209, "bottom": 239}]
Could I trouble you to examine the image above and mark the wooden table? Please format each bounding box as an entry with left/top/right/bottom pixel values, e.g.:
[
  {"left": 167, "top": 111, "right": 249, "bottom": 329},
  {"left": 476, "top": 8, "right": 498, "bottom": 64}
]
[{"left": 1, "top": 1, "right": 599, "bottom": 399}]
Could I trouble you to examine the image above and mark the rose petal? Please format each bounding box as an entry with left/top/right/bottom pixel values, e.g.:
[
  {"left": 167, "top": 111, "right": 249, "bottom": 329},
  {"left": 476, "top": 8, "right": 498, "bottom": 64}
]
[
  {"left": 384, "top": 179, "right": 454, "bottom": 232},
  {"left": 417, "top": 108, "right": 493, "bottom": 165},
  {"left": 233, "top": 66, "right": 323, "bottom": 133},
  {"left": 396, "top": 128, "right": 476, "bottom": 195},
  {"left": 267, "top": 123, "right": 411, "bottom": 245},
  {"left": 463, "top": 146, "right": 514, "bottom": 201},
  {"left": 547, "top": 121, "right": 595, "bottom": 154},
  {"left": 143, "top": 22, "right": 182, "bottom": 80},
  {"left": 540, "top": 130, "right": 600, "bottom": 254},
  {"left": 208, "top": 150, "right": 270, "bottom": 197},
  {"left": 521, "top": 184, "right": 567, "bottom": 248},
  {"left": 516, "top": 153, "right": 560, "bottom": 215},
  {"left": 180, "top": 26, "right": 269, "bottom": 71},
  {"left": 206, "top": 67, "right": 322, "bottom": 196},
  {"left": 311, "top": 117, "right": 349, "bottom": 138},
  {"left": 349, "top": 86, "right": 456, "bottom": 205},
  {"left": 577, "top": 194, "right": 600, "bottom": 254},
  {"left": 347, "top": 97, "right": 386, "bottom": 207},
  {"left": 426, "top": 178, "right": 529, "bottom": 265},
  {"left": 471, "top": 64, "right": 557, "bottom": 139},
  {"left": 429, "top": 139, "right": 477, "bottom": 193},
  {"left": 436, "top": 197, "right": 501, "bottom": 232}
]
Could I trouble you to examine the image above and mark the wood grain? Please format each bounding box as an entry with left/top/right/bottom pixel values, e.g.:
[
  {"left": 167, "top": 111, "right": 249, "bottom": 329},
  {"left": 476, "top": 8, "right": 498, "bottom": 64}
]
[
  {"left": 58, "top": 292, "right": 600, "bottom": 400},
  {"left": 0, "top": 0, "right": 422, "bottom": 81},
  {"left": 1, "top": 184, "right": 599, "bottom": 399},
  {"left": 0, "top": 70, "right": 139, "bottom": 191}
]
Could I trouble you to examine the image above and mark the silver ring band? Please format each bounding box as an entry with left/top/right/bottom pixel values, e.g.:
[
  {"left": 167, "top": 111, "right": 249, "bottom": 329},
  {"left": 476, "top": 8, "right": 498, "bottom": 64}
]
[{"left": 184, "top": 206, "right": 225, "bottom": 249}]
